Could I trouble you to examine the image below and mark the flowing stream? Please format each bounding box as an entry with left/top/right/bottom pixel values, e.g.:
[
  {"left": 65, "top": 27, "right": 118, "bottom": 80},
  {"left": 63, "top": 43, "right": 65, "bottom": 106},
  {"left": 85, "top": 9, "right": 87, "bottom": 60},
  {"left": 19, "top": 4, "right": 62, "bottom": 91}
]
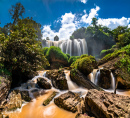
[{"left": 3, "top": 70, "right": 130, "bottom": 118}]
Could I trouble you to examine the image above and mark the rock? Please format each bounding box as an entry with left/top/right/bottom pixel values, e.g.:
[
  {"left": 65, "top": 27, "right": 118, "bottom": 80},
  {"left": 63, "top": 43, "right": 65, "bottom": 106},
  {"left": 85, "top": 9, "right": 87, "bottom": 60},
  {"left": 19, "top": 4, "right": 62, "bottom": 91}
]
[
  {"left": 85, "top": 89, "right": 130, "bottom": 118},
  {"left": 37, "top": 77, "right": 51, "bottom": 89},
  {"left": 0, "top": 76, "right": 11, "bottom": 106},
  {"left": 4, "top": 91, "right": 22, "bottom": 111},
  {"left": 98, "top": 69, "right": 111, "bottom": 89},
  {"left": 70, "top": 69, "right": 101, "bottom": 90},
  {"left": 98, "top": 55, "right": 130, "bottom": 89},
  {"left": 43, "top": 91, "right": 58, "bottom": 106},
  {"left": 75, "top": 113, "right": 94, "bottom": 118},
  {"left": 20, "top": 90, "right": 31, "bottom": 102},
  {"left": 30, "top": 89, "right": 45, "bottom": 98},
  {"left": 54, "top": 91, "right": 85, "bottom": 113},
  {"left": 116, "top": 76, "right": 130, "bottom": 89},
  {"left": 46, "top": 69, "right": 68, "bottom": 90}
]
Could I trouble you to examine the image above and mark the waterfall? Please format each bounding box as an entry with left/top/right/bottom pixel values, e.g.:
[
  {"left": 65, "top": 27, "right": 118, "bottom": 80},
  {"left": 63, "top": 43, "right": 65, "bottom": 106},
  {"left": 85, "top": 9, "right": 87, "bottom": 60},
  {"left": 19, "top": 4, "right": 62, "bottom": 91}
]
[
  {"left": 110, "top": 72, "right": 116, "bottom": 90},
  {"left": 42, "top": 39, "right": 88, "bottom": 56},
  {"left": 94, "top": 69, "right": 100, "bottom": 85}
]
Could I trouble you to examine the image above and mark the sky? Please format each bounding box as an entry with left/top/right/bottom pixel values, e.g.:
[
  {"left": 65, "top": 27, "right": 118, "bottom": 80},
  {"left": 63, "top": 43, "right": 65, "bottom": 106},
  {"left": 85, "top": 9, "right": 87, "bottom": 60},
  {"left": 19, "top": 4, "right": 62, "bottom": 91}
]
[{"left": 0, "top": 0, "right": 130, "bottom": 40}]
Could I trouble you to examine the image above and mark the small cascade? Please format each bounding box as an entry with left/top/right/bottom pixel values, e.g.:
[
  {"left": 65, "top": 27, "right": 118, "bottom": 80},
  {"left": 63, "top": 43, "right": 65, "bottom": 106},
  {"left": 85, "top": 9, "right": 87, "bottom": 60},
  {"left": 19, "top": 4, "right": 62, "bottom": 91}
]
[
  {"left": 42, "top": 39, "right": 88, "bottom": 56},
  {"left": 110, "top": 72, "right": 116, "bottom": 90},
  {"left": 94, "top": 69, "right": 100, "bottom": 85},
  {"left": 64, "top": 70, "right": 78, "bottom": 90}
]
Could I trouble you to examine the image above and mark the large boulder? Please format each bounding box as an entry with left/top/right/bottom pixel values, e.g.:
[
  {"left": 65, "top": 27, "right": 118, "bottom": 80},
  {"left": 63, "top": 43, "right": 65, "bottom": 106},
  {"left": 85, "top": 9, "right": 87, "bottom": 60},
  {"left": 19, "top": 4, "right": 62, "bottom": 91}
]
[
  {"left": 37, "top": 77, "right": 51, "bottom": 89},
  {"left": 46, "top": 69, "right": 68, "bottom": 90},
  {"left": 85, "top": 89, "right": 130, "bottom": 118},
  {"left": 54, "top": 91, "right": 85, "bottom": 113},
  {"left": 70, "top": 69, "right": 101, "bottom": 90},
  {"left": 20, "top": 90, "right": 31, "bottom": 102},
  {"left": 98, "top": 69, "right": 111, "bottom": 89},
  {"left": 0, "top": 76, "right": 11, "bottom": 105},
  {"left": 3, "top": 91, "right": 22, "bottom": 111}
]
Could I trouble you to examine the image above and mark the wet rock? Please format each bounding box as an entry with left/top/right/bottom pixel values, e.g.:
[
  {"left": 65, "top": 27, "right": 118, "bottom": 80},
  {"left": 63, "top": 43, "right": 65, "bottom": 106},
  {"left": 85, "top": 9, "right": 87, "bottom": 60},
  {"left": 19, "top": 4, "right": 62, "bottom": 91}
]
[
  {"left": 85, "top": 89, "right": 130, "bottom": 118},
  {"left": 43, "top": 91, "right": 58, "bottom": 106},
  {"left": 46, "top": 69, "right": 68, "bottom": 90},
  {"left": 37, "top": 77, "right": 51, "bottom": 89},
  {"left": 0, "top": 76, "right": 11, "bottom": 105},
  {"left": 20, "top": 90, "right": 31, "bottom": 102},
  {"left": 116, "top": 76, "right": 130, "bottom": 89},
  {"left": 98, "top": 69, "right": 111, "bottom": 89},
  {"left": 3, "top": 91, "right": 22, "bottom": 111},
  {"left": 98, "top": 56, "right": 130, "bottom": 89},
  {"left": 70, "top": 69, "right": 101, "bottom": 90},
  {"left": 30, "top": 89, "right": 45, "bottom": 98},
  {"left": 54, "top": 91, "right": 85, "bottom": 113}
]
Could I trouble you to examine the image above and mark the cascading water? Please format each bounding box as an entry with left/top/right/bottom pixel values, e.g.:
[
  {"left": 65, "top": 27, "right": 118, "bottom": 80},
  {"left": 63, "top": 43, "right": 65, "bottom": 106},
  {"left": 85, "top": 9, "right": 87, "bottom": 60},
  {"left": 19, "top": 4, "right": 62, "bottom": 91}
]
[
  {"left": 94, "top": 69, "right": 100, "bottom": 85},
  {"left": 110, "top": 72, "right": 116, "bottom": 90},
  {"left": 42, "top": 39, "right": 88, "bottom": 56}
]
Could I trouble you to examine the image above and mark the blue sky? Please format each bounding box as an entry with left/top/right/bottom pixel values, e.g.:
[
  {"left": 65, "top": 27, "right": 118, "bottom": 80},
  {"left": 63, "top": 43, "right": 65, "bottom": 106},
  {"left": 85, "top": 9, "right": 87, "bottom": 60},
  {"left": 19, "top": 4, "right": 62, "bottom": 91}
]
[{"left": 0, "top": 0, "right": 130, "bottom": 40}]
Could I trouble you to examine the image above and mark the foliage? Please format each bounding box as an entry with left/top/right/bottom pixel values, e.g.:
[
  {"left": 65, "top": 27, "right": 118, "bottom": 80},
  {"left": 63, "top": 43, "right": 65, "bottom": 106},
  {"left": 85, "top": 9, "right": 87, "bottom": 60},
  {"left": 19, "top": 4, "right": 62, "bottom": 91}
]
[
  {"left": 99, "top": 44, "right": 130, "bottom": 75},
  {"left": 45, "top": 46, "right": 68, "bottom": 64},
  {"left": 71, "top": 54, "right": 97, "bottom": 76},
  {"left": 9, "top": 2, "right": 25, "bottom": 24},
  {"left": 68, "top": 56, "right": 80, "bottom": 65},
  {"left": 66, "top": 54, "right": 70, "bottom": 60},
  {"left": 0, "top": 20, "right": 49, "bottom": 86},
  {"left": 42, "top": 47, "right": 49, "bottom": 55},
  {"left": 46, "top": 37, "right": 50, "bottom": 40},
  {"left": 54, "top": 35, "right": 59, "bottom": 41}
]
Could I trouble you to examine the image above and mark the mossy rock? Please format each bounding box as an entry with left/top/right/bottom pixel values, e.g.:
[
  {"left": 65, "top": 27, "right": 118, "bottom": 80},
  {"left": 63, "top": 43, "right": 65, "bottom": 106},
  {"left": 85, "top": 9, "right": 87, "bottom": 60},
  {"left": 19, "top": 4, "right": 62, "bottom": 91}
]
[
  {"left": 43, "top": 91, "right": 58, "bottom": 106},
  {"left": 71, "top": 54, "right": 97, "bottom": 76}
]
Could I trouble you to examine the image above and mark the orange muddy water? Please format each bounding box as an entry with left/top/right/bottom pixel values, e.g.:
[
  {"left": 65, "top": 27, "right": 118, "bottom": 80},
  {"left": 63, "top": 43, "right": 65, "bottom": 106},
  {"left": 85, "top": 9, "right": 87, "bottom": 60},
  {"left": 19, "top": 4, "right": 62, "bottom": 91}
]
[{"left": 3, "top": 90, "right": 77, "bottom": 118}]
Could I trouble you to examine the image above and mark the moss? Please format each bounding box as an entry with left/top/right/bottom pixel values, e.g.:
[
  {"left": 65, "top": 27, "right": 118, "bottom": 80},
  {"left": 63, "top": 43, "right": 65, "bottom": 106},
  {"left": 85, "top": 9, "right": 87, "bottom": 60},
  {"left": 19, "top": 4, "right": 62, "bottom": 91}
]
[
  {"left": 68, "top": 56, "right": 80, "bottom": 66},
  {"left": 43, "top": 91, "right": 58, "bottom": 106},
  {"left": 45, "top": 46, "right": 68, "bottom": 64},
  {"left": 71, "top": 54, "right": 97, "bottom": 76},
  {"left": 99, "top": 44, "right": 130, "bottom": 82}
]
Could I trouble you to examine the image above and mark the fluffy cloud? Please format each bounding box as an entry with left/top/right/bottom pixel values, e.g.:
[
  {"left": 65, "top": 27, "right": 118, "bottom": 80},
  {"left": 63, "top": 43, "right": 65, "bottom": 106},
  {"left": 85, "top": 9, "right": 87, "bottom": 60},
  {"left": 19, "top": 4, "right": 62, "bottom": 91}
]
[
  {"left": 42, "top": 5, "right": 130, "bottom": 41},
  {"left": 80, "top": 6, "right": 100, "bottom": 24},
  {"left": 42, "top": 13, "right": 76, "bottom": 40},
  {"left": 98, "top": 17, "right": 130, "bottom": 29},
  {"left": 80, "top": 0, "right": 87, "bottom": 4}
]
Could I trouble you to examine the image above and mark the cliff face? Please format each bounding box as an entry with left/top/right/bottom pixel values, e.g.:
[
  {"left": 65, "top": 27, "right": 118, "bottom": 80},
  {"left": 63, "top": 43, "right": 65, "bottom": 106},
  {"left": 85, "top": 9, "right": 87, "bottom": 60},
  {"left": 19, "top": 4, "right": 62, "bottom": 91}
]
[{"left": 0, "top": 76, "right": 11, "bottom": 105}]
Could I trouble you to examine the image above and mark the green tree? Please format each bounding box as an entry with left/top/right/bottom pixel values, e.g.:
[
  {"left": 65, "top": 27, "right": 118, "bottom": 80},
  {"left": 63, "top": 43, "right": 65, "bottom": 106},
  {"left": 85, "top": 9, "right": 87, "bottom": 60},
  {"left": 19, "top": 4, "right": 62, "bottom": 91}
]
[
  {"left": 54, "top": 35, "right": 59, "bottom": 41},
  {"left": 46, "top": 37, "right": 50, "bottom": 40},
  {"left": 0, "top": 20, "right": 49, "bottom": 87},
  {"left": 9, "top": 2, "right": 25, "bottom": 24}
]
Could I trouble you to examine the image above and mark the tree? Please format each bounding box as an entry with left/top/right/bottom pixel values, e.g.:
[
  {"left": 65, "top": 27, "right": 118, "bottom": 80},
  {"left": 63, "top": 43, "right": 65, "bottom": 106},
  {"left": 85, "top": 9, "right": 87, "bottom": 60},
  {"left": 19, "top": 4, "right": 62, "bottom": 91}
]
[
  {"left": 9, "top": 3, "right": 25, "bottom": 24},
  {"left": 92, "top": 17, "right": 98, "bottom": 27},
  {"left": 46, "top": 37, "right": 50, "bottom": 40},
  {"left": 0, "top": 20, "right": 49, "bottom": 87},
  {"left": 54, "top": 35, "right": 59, "bottom": 41}
]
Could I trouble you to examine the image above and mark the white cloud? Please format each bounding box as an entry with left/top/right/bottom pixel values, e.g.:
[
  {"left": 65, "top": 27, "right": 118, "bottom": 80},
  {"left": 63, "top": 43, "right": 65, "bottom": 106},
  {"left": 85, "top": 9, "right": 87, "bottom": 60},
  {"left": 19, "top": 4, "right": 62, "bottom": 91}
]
[
  {"left": 42, "top": 5, "right": 130, "bottom": 41},
  {"left": 80, "top": 6, "right": 100, "bottom": 24},
  {"left": 80, "top": 0, "right": 87, "bottom": 4},
  {"left": 97, "top": 17, "right": 130, "bottom": 29},
  {"left": 42, "top": 13, "right": 76, "bottom": 40}
]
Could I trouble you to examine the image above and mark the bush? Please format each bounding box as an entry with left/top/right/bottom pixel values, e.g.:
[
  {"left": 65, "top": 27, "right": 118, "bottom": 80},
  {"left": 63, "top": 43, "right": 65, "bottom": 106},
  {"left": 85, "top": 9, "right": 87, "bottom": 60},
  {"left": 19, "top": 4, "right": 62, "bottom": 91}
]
[
  {"left": 71, "top": 54, "right": 97, "bottom": 76},
  {"left": 46, "top": 46, "right": 68, "bottom": 65},
  {"left": 68, "top": 56, "right": 80, "bottom": 66}
]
